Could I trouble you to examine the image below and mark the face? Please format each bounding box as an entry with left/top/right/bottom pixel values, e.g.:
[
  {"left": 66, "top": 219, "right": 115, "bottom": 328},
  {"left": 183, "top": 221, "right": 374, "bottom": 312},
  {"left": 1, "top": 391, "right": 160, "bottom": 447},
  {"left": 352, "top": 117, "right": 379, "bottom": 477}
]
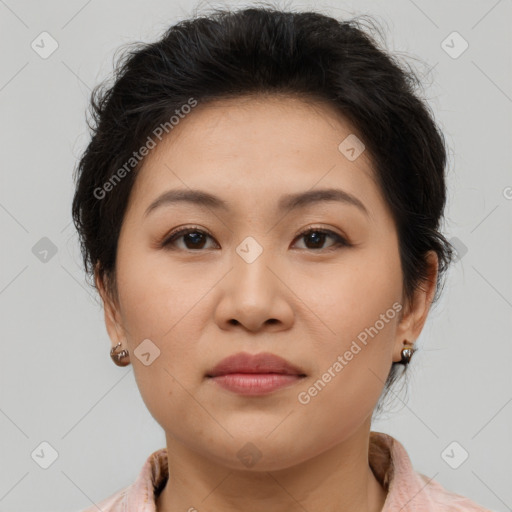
[{"left": 99, "top": 95, "right": 436, "bottom": 470}]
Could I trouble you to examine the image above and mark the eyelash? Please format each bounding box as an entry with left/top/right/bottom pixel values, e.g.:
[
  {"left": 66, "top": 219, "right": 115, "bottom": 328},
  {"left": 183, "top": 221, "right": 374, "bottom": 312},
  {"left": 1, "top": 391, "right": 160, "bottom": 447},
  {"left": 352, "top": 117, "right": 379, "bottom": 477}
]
[{"left": 160, "top": 225, "right": 351, "bottom": 252}]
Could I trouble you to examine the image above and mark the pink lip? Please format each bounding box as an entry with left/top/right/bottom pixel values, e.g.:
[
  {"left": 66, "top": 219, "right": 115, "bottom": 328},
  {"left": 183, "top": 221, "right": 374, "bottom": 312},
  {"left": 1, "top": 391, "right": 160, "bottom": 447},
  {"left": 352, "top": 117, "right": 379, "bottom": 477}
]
[
  {"left": 210, "top": 373, "right": 303, "bottom": 395},
  {"left": 206, "top": 352, "right": 306, "bottom": 395}
]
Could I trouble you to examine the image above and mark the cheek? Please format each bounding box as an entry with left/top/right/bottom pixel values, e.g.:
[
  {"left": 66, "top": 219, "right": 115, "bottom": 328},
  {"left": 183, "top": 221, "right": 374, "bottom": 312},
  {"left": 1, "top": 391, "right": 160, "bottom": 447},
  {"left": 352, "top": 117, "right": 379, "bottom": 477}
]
[
  {"left": 114, "top": 242, "right": 214, "bottom": 395},
  {"left": 298, "top": 243, "right": 403, "bottom": 343},
  {"left": 294, "top": 247, "right": 402, "bottom": 403},
  {"left": 115, "top": 243, "right": 205, "bottom": 339},
  {"left": 116, "top": 258, "right": 209, "bottom": 436},
  {"left": 294, "top": 290, "right": 401, "bottom": 444}
]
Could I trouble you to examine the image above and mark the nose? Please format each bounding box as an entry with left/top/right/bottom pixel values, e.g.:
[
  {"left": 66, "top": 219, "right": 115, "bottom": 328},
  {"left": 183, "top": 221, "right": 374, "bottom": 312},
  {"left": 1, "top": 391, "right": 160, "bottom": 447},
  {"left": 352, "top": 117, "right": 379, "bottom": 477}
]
[{"left": 213, "top": 243, "right": 294, "bottom": 332}]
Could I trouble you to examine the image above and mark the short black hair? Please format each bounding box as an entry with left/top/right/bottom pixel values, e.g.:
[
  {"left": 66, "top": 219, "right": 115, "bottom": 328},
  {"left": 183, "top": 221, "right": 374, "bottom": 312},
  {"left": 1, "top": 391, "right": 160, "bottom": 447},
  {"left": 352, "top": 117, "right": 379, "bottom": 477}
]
[{"left": 72, "top": 4, "right": 453, "bottom": 416}]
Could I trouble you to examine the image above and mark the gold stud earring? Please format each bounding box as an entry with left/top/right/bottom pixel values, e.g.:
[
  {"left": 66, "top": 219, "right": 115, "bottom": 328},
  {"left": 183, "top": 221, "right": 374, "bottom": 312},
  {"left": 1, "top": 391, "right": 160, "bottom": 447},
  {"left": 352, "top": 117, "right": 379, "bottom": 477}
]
[
  {"left": 110, "top": 342, "right": 130, "bottom": 367},
  {"left": 399, "top": 344, "right": 415, "bottom": 365}
]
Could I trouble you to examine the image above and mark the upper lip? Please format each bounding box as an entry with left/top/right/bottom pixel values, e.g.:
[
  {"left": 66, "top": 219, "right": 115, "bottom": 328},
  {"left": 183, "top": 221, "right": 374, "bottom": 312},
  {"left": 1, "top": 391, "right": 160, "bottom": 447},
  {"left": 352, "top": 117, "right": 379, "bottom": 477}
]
[{"left": 207, "top": 352, "right": 306, "bottom": 377}]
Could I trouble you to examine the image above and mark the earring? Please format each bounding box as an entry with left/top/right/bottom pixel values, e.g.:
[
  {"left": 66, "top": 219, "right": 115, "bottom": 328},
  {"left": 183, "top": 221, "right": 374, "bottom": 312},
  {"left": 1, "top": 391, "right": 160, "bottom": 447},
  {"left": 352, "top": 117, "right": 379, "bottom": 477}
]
[
  {"left": 400, "top": 344, "right": 415, "bottom": 365},
  {"left": 110, "top": 342, "right": 130, "bottom": 366}
]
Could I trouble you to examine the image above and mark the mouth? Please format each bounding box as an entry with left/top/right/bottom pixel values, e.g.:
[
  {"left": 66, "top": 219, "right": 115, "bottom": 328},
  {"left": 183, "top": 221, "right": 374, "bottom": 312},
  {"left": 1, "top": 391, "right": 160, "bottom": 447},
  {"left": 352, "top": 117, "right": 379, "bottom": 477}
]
[{"left": 206, "top": 352, "right": 306, "bottom": 395}]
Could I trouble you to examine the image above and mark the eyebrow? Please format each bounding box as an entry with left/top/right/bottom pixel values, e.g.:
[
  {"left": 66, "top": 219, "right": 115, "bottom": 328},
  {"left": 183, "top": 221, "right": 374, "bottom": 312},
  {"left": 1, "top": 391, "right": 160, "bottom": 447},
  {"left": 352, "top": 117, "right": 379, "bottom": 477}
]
[{"left": 144, "top": 187, "right": 368, "bottom": 217}]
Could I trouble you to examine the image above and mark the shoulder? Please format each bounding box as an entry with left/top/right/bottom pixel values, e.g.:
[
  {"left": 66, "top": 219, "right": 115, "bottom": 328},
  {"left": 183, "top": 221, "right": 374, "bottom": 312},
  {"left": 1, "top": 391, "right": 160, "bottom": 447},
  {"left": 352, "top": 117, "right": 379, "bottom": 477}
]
[
  {"left": 76, "top": 447, "right": 168, "bottom": 512},
  {"left": 369, "top": 432, "right": 494, "bottom": 512},
  {"left": 78, "top": 486, "right": 129, "bottom": 512},
  {"left": 416, "top": 472, "right": 494, "bottom": 511}
]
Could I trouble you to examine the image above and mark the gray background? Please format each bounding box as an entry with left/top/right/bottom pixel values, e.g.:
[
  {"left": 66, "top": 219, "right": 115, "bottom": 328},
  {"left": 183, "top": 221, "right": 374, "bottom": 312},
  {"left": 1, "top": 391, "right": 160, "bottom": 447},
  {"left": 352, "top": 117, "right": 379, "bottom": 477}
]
[{"left": 0, "top": 0, "right": 511, "bottom": 511}]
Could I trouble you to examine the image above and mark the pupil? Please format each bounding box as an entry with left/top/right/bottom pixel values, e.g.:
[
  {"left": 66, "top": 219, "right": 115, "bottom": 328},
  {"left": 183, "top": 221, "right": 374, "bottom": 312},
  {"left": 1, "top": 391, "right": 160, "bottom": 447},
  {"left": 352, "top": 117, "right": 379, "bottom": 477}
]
[
  {"left": 308, "top": 231, "right": 324, "bottom": 248},
  {"left": 187, "top": 233, "right": 204, "bottom": 248}
]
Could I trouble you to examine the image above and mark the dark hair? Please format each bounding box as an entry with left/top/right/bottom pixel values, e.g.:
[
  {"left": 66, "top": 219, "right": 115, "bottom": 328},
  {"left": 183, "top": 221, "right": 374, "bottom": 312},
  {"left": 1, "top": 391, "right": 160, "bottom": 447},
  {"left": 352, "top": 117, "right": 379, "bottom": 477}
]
[{"left": 72, "top": 4, "right": 453, "bottom": 416}]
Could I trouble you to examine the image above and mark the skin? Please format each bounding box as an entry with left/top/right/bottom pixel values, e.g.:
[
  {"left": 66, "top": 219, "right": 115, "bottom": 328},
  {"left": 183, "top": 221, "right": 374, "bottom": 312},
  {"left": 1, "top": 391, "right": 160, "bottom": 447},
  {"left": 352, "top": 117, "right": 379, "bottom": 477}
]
[{"left": 96, "top": 94, "right": 438, "bottom": 512}]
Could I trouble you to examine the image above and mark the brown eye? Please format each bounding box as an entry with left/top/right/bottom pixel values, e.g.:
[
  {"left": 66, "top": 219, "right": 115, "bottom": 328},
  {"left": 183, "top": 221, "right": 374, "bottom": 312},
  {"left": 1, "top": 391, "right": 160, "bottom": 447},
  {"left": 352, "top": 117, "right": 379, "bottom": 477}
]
[
  {"left": 162, "top": 228, "right": 218, "bottom": 250},
  {"left": 293, "top": 228, "right": 349, "bottom": 251}
]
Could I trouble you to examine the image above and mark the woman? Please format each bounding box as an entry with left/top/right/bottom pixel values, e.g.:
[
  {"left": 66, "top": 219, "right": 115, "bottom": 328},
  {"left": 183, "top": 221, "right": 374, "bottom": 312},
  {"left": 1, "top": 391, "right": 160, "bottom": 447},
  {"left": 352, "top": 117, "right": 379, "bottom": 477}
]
[{"left": 72, "top": 5, "right": 491, "bottom": 511}]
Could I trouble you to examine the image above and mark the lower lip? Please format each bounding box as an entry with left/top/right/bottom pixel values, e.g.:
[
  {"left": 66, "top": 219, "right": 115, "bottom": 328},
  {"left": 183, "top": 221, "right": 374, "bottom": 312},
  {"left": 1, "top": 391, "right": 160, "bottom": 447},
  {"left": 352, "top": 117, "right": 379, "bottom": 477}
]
[{"left": 209, "top": 373, "right": 303, "bottom": 395}]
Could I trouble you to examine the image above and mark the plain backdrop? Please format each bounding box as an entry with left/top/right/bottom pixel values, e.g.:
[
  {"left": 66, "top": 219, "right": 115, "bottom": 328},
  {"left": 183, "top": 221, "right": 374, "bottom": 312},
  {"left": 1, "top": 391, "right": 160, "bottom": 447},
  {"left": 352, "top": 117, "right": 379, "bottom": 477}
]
[{"left": 0, "top": 0, "right": 511, "bottom": 511}]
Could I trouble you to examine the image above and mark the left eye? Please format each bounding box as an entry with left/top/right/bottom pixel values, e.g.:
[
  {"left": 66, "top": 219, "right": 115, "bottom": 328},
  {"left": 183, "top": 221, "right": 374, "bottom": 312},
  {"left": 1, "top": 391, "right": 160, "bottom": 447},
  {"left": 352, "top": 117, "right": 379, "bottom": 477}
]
[
  {"left": 161, "top": 227, "right": 349, "bottom": 251},
  {"left": 293, "top": 228, "right": 349, "bottom": 250}
]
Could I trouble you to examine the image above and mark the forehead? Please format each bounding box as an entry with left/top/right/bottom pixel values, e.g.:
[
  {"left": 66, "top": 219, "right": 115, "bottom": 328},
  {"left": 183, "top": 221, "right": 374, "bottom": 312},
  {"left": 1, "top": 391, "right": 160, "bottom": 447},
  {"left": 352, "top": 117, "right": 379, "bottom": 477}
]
[
  {"left": 127, "top": 94, "right": 381, "bottom": 216},
  {"left": 146, "top": 94, "right": 371, "bottom": 162}
]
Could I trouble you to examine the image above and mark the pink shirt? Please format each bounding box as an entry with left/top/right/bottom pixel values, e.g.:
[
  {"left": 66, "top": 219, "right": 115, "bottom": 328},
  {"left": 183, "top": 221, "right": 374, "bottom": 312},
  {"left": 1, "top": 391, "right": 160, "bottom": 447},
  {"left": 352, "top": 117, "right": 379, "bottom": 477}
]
[{"left": 80, "top": 431, "right": 492, "bottom": 511}]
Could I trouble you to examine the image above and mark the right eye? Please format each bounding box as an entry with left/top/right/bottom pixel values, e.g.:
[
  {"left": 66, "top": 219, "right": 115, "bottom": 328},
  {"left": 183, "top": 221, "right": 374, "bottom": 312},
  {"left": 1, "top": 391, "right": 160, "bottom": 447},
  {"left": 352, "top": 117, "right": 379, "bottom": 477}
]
[{"left": 161, "top": 227, "right": 219, "bottom": 251}]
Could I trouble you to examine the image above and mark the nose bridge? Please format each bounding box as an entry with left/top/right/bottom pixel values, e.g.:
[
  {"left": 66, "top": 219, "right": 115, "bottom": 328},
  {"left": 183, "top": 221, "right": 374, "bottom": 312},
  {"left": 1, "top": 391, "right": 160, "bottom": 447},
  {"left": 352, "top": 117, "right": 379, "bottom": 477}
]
[
  {"left": 232, "top": 234, "right": 275, "bottom": 294},
  {"left": 219, "top": 230, "right": 287, "bottom": 318}
]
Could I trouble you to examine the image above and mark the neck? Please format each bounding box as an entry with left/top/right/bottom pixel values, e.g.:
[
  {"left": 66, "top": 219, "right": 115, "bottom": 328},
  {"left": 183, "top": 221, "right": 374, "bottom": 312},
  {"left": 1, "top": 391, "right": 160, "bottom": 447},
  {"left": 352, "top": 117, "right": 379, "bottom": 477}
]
[{"left": 156, "top": 422, "right": 387, "bottom": 512}]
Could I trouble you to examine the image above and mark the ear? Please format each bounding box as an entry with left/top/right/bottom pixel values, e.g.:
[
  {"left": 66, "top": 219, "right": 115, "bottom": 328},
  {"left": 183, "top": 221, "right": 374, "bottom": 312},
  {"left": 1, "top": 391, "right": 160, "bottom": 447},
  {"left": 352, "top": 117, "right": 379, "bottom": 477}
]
[
  {"left": 393, "top": 251, "right": 439, "bottom": 362},
  {"left": 94, "top": 263, "right": 128, "bottom": 352}
]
